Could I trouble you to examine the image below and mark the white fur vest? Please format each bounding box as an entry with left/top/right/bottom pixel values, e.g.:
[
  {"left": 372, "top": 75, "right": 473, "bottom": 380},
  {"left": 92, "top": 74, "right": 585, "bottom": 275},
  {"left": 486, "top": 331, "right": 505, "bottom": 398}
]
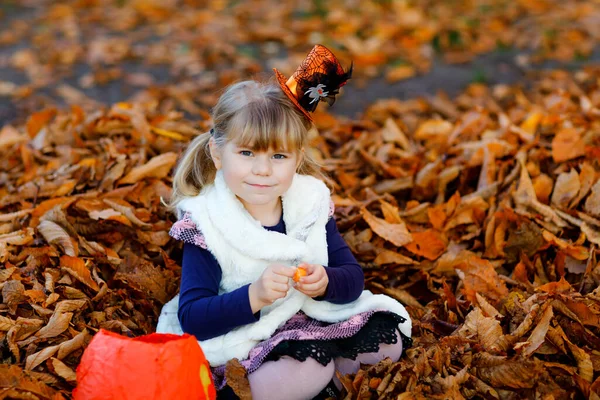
[{"left": 156, "top": 170, "right": 412, "bottom": 367}]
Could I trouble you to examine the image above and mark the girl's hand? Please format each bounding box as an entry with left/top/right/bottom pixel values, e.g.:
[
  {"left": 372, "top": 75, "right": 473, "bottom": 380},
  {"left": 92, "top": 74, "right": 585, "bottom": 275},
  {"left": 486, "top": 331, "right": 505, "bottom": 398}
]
[
  {"left": 249, "top": 264, "right": 296, "bottom": 313},
  {"left": 293, "top": 263, "right": 328, "bottom": 298}
]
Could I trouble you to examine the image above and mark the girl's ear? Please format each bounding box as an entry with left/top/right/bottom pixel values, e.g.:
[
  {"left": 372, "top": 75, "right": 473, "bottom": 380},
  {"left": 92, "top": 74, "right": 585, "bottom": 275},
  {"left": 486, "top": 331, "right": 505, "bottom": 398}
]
[{"left": 208, "top": 137, "right": 222, "bottom": 170}]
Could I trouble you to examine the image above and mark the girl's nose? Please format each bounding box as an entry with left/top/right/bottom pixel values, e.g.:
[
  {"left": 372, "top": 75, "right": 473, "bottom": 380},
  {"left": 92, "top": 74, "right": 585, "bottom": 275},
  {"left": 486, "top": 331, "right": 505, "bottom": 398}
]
[{"left": 252, "top": 156, "right": 272, "bottom": 175}]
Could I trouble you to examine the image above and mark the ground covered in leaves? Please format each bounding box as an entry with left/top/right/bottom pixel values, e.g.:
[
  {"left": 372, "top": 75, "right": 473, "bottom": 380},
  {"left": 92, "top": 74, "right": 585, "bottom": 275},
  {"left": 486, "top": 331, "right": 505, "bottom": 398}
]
[
  {"left": 2, "top": 1, "right": 600, "bottom": 399},
  {"left": 1, "top": 65, "right": 600, "bottom": 399},
  {"left": 3, "top": 0, "right": 600, "bottom": 122}
]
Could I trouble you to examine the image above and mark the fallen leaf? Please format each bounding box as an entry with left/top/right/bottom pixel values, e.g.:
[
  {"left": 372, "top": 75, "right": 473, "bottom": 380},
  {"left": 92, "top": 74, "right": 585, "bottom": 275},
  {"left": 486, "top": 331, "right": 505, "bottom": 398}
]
[
  {"left": 521, "top": 304, "right": 553, "bottom": 356},
  {"left": 360, "top": 207, "right": 413, "bottom": 247},
  {"left": 584, "top": 180, "right": 600, "bottom": 217},
  {"left": 552, "top": 128, "right": 586, "bottom": 163},
  {"left": 118, "top": 152, "right": 178, "bottom": 184},
  {"left": 551, "top": 169, "right": 580, "bottom": 209},
  {"left": 225, "top": 358, "right": 252, "bottom": 400},
  {"left": 455, "top": 255, "right": 509, "bottom": 304},
  {"left": 457, "top": 307, "right": 503, "bottom": 350},
  {"left": 60, "top": 256, "right": 99, "bottom": 292},
  {"left": 47, "top": 358, "right": 77, "bottom": 383},
  {"left": 405, "top": 229, "right": 447, "bottom": 260}
]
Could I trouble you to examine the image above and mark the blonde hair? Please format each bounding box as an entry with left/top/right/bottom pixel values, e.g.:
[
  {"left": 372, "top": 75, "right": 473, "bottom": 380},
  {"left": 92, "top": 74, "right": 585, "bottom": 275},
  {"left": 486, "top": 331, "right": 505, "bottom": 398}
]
[{"left": 167, "top": 80, "right": 328, "bottom": 213}]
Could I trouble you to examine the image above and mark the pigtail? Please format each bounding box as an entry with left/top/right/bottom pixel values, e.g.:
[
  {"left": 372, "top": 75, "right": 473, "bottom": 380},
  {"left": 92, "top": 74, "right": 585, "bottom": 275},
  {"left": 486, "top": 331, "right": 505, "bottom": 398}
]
[{"left": 164, "top": 131, "right": 215, "bottom": 215}]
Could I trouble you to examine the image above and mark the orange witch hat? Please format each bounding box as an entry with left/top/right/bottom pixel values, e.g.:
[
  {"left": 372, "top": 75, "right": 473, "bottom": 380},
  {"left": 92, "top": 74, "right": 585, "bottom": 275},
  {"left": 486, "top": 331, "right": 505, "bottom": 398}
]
[{"left": 274, "top": 44, "right": 353, "bottom": 122}]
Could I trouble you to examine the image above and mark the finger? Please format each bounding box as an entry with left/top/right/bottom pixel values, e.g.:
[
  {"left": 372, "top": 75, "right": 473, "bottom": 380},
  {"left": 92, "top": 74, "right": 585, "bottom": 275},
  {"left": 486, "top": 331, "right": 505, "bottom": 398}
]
[
  {"left": 269, "top": 282, "right": 289, "bottom": 293},
  {"left": 274, "top": 265, "right": 296, "bottom": 278},
  {"left": 299, "top": 267, "right": 324, "bottom": 284},
  {"left": 296, "top": 281, "right": 325, "bottom": 293},
  {"left": 271, "top": 274, "right": 290, "bottom": 284},
  {"left": 299, "top": 273, "right": 320, "bottom": 284},
  {"left": 300, "top": 263, "right": 317, "bottom": 274}
]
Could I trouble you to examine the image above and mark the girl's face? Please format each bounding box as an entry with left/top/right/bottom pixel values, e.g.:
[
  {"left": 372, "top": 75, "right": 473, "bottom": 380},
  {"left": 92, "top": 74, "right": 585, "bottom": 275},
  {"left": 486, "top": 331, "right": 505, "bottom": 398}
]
[{"left": 209, "top": 138, "right": 302, "bottom": 212}]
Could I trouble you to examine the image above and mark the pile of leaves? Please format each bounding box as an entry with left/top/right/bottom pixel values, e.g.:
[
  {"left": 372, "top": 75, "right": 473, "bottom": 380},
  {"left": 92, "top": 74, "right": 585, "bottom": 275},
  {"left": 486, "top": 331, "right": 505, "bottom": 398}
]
[
  {"left": 2, "top": 66, "right": 600, "bottom": 398},
  {"left": 3, "top": 0, "right": 600, "bottom": 115}
]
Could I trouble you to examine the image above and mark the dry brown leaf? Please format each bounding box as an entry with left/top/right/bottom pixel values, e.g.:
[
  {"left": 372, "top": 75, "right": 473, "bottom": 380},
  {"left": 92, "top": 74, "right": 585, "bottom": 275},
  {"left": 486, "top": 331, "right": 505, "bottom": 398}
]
[
  {"left": 582, "top": 222, "right": 600, "bottom": 246},
  {"left": 475, "top": 292, "right": 503, "bottom": 319},
  {"left": 455, "top": 255, "right": 509, "bottom": 304},
  {"left": 54, "top": 300, "right": 87, "bottom": 314},
  {"left": 457, "top": 307, "right": 502, "bottom": 351},
  {"left": 113, "top": 251, "right": 173, "bottom": 303},
  {"left": 566, "top": 340, "right": 594, "bottom": 383},
  {"left": 405, "top": 229, "right": 447, "bottom": 260},
  {"left": 0, "top": 364, "right": 65, "bottom": 399},
  {"left": 59, "top": 256, "right": 99, "bottom": 292},
  {"left": 0, "top": 125, "right": 28, "bottom": 150},
  {"left": 118, "top": 152, "right": 178, "bottom": 184},
  {"left": 102, "top": 198, "right": 151, "bottom": 228},
  {"left": 360, "top": 207, "right": 413, "bottom": 247},
  {"left": 551, "top": 169, "right": 580, "bottom": 209},
  {"left": 370, "top": 282, "right": 424, "bottom": 310},
  {"left": 3, "top": 280, "right": 26, "bottom": 314},
  {"left": 535, "top": 277, "right": 573, "bottom": 294},
  {"left": 38, "top": 220, "right": 76, "bottom": 257},
  {"left": 521, "top": 304, "right": 553, "bottom": 356},
  {"left": 552, "top": 128, "right": 586, "bottom": 163},
  {"left": 532, "top": 173, "right": 554, "bottom": 204},
  {"left": 0, "top": 228, "right": 35, "bottom": 245},
  {"left": 25, "top": 345, "right": 60, "bottom": 371},
  {"left": 570, "top": 163, "right": 596, "bottom": 208},
  {"left": 57, "top": 329, "right": 89, "bottom": 360},
  {"left": 381, "top": 118, "right": 413, "bottom": 151},
  {"left": 0, "top": 315, "right": 16, "bottom": 331},
  {"left": 585, "top": 180, "right": 600, "bottom": 217},
  {"left": 373, "top": 249, "right": 418, "bottom": 265},
  {"left": 225, "top": 358, "right": 252, "bottom": 400},
  {"left": 542, "top": 230, "right": 589, "bottom": 261},
  {"left": 380, "top": 200, "right": 404, "bottom": 224},
  {"left": 474, "top": 356, "right": 544, "bottom": 389},
  {"left": 47, "top": 358, "right": 77, "bottom": 383},
  {"left": 35, "top": 312, "right": 73, "bottom": 340}
]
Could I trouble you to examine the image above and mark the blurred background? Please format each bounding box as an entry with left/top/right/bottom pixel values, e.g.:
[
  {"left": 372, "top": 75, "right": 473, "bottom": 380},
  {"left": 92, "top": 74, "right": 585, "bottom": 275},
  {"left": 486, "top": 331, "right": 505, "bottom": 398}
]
[{"left": 2, "top": 0, "right": 600, "bottom": 124}]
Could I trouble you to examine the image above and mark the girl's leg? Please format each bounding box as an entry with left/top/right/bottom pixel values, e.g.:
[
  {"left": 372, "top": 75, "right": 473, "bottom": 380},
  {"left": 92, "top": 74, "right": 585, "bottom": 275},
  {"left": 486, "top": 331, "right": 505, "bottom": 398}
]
[
  {"left": 333, "top": 340, "right": 403, "bottom": 390},
  {"left": 248, "top": 356, "right": 335, "bottom": 400}
]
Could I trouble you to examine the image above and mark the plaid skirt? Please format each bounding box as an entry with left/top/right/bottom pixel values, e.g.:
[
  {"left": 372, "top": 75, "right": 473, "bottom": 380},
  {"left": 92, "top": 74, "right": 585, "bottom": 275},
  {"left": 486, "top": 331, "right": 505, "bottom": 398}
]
[{"left": 211, "top": 310, "right": 412, "bottom": 390}]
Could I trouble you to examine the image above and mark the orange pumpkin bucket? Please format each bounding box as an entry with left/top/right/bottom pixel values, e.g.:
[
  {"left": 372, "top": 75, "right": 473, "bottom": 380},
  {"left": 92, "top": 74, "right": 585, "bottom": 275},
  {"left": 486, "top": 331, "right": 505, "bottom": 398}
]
[{"left": 73, "top": 329, "right": 216, "bottom": 400}]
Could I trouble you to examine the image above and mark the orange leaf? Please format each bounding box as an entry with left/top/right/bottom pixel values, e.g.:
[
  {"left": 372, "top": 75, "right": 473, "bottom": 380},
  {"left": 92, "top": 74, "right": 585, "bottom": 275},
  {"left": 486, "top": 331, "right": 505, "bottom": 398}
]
[
  {"left": 373, "top": 249, "right": 417, "bottom": 266},
  {"left": 405, "top": 229, "right": 447, "bottom": 260},
  {"left": 455, "top": 256, "right": 509, "bottom": 304},
  {"left": 427, "top": 205, "right": 447, "bottom": 230},
  {"left": 60, "top": 255, "right": 99, "bottom": 291},
  {"left": 535, "top": 276, "right": 572, "bottom": 294},
  {"left": 360, "top": 208, "right": 413, "bottom": 247},
  {"left": 512, "top": 260, "right": 530, "bottom": 284},
  {"left": 26, "top": 108, "right": 56, "bottom": 138},
  {"left": 552, "top": 127, "right": 585, "bottom": 163}
]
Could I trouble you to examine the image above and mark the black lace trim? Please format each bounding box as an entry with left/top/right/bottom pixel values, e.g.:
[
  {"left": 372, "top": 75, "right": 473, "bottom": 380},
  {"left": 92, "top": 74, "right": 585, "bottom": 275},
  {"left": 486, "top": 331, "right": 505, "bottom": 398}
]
[{"left": 264, "top": 312, "right": 411, "bottom": 366}]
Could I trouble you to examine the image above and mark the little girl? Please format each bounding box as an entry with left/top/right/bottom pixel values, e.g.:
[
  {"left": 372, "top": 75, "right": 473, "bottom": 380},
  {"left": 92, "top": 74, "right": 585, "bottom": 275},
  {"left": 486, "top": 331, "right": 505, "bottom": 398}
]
[{"left": 157, "top": 45, "right": 412, "bottom": 400}]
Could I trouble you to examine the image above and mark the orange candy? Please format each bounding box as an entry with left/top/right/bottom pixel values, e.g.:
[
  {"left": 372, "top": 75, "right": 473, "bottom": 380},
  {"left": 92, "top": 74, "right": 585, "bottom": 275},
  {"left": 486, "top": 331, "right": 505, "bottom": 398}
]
[{"left": 293, "top": 266, "right": 307, "bottom": 282}]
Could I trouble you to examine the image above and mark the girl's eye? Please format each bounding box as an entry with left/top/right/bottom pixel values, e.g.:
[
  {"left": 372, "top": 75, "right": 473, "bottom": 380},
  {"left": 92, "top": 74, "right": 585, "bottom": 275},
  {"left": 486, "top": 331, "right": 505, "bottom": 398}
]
[
  {"left": 240, "top": 150, "right": 253, "bottom": 156},
  {"left": 273, "top": 154, "right": 287, "bottom": 160}
]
